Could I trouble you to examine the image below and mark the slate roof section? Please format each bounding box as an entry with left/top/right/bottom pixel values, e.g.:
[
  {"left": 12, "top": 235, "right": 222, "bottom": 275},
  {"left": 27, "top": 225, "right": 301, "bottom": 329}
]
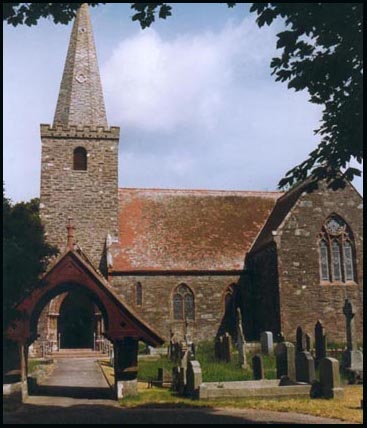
[
  {"left": 110, "top": 188, "right": 282, "bottom": 272},
  {"left": 53, "top": 4, "right": 107, "bottom": 127}
]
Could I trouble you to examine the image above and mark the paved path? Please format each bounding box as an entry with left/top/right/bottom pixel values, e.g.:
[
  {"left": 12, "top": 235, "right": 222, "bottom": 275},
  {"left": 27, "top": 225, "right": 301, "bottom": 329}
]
[{"left": 3, "top": 358, "right": 356, "bottom": 424}]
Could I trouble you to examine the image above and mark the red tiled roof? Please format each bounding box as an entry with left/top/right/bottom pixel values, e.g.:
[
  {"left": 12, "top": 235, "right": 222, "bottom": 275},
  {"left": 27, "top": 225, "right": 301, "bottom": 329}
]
[{"left": 110, "top": 188, "right": 282, "bottom": 272}]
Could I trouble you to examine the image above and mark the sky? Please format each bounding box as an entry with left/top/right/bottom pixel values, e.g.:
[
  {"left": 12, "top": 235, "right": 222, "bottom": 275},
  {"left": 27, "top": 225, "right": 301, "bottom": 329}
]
[{"left": 3, "top": 3, "right": 363, "bottom": 203}]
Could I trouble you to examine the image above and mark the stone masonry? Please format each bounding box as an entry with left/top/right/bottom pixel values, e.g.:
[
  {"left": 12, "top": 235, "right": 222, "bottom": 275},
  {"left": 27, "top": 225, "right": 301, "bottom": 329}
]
[
  {"left": 109, "top": 274, "right": 241, "bottom": 342},
  {"left": 39, "top": 3, "right": 119, "bottom": 270}
]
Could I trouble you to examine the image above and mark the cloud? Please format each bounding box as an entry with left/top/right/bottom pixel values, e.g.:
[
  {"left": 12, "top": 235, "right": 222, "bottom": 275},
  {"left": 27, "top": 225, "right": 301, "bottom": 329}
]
[
  {"left": 102, "top": 18, "right": 278, "bottom": 134},
  {"left": 102, "top": 17, "right": 326, "bottom": 191}
]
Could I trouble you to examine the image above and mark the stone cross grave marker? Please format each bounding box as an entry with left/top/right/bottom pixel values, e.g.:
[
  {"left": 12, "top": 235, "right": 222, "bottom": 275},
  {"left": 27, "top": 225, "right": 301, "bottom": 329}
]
[
  {"left": 343, "top": 299, "right": 356, "bottom": 351},
  {"left": 236, "top": 308, "right": 247, "bottom": 368},
  {"left": 341, "top": 299, "right": 363, "bottom": 373}
]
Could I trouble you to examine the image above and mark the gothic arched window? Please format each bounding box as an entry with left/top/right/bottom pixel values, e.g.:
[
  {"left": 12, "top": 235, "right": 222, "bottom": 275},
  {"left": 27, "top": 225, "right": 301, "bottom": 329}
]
[
  {"left": 173, "top": 284, "right": 194, "bottom": 321},
  {"left": 136, "top": 282, "right": 142, "bottom": 306},
  {"left": 319, "top": 215, "right": 356, "bottom": 283},
  {"left": 73, "top": 146, "right": 87, "bottom": 170}
]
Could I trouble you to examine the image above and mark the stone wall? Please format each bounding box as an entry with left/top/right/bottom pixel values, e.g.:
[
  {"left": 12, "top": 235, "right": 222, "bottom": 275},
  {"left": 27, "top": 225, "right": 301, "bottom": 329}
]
[
  {"left": 244, "top": 243, "right": 281, "bottom": 340},
  {"left": 275, "top": 182, "right": 363, "bottom": 343},
  {"left": 40, "top": 125, "right": 119, "bottom": 270},
  {"left": 109, "top": 274, "right": 241, "bottom": 342}
]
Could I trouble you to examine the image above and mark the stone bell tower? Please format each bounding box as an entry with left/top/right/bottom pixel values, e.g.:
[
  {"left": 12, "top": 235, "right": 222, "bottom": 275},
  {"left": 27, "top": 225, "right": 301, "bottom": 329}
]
[{"left": 40, "top": 4, "right": 119, "bottom": 271}]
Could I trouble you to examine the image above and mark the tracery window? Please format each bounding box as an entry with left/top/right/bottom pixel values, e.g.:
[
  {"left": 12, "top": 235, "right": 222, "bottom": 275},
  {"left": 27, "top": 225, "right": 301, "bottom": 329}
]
[
  {"left": 173, "top": 284, "right": 194, "bottom": 321},
  {"left": 73, "top": 146, "right": 87, "bottom": 170},
  {"left": 319, "top": 215, "right": 356, "bottom": 283}
]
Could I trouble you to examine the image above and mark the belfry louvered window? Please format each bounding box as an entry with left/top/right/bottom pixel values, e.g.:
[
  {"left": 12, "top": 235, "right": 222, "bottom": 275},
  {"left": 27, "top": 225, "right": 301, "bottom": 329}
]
[
  {"left": 319, "top": 215, "right": 356, "bottom": 283},
  {"left": 73, "top": 146, "right": 87, "bottom": 170},
  {"left": 173, "top": 284, "right": 194, "bottom": 321}
]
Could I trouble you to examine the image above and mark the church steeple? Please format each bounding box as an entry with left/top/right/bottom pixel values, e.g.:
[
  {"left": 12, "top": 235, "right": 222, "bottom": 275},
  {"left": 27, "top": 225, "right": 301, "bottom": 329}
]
[{"left": 53, "top": 3, "right": 107, "bottom": 127}]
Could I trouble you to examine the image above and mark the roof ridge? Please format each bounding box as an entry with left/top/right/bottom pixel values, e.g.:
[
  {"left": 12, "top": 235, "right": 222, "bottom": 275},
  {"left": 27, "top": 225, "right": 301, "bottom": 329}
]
[{"left": 118, "top": 187, "right": 283, "bottom": 195}]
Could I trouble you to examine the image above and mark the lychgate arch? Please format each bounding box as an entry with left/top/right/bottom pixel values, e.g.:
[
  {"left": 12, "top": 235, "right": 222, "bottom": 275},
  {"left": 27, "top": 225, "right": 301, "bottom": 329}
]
[{"left": 5, "top": 247, "right": 164, "bottom": 401}]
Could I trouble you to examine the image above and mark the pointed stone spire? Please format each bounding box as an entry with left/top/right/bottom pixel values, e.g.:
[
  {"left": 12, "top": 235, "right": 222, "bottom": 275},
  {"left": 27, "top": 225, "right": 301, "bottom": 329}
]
[{"left": 53, "top": 3, "right": 107, "bottom": 127}]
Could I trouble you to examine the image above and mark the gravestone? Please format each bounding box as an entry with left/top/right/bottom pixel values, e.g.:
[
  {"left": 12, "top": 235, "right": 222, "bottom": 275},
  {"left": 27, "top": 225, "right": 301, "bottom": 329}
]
[
  {"left": 236, "top": 308, "right": 247, "bottom": 368},
  {"left": 296, "top": 326, "right": 305, "bottom": 353},
  {"left": 315, "top": 320, "right": 327, "bottom": 365},
  {"left": 260, "top": 331, "right": 273, "bottom": 356},
  {"left": 252, "top": 354, "right": 264, "bottom": 380},
  {"left": 305, "top": 334, "right": 312, "bottom": 352},
  {"left": 177, "top": 367, "right": 187, "bottom": 395},
  {"left": 275, "top": 342, "right": 296, "bottom": 381},
  {"left": 295, "top": 351, "right": 316, "bottom": 383},
  {"left": 171, "top": 367, "right": 180, "bottom": 392},
  {"left": 215, "top": 336, "right": 223, "bottom": 360},
  {"left": 223, "top": 333, "right": 232, "bottom": 363},
  {"left": 319, "top": 357, "right": 344, "bottom": 399},
  {"left": 157, "top": 368, "right": 172, "bottom": 387},
  {"left": 341, "top": 299, "right": 363, "bottom": 373},
  {"left": 186, "top": 360, "right": 202, "bottom": 397}
]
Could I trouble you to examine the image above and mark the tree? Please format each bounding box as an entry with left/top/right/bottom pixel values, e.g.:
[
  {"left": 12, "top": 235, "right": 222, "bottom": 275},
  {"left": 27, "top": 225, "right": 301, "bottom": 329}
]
[
  {"left": 3, "top": 187, "right": 58, "bottom": 331},
  {"left": 3, "top": 3, "right": 363, "bottom": 190}
]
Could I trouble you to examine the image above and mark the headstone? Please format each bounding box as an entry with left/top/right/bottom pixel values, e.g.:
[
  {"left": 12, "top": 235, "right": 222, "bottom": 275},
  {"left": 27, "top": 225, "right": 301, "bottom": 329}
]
[
  {"left": 341, "top": 299, "right": 363, "bottom": 373},
  {"left": 157, "top": 368, "right": 172, "bottom": 387},
  {"left": 296, "top": 326, "right": 305, "bottom": 353},
  {"left": 260, "top": 331, "right": 273, "bottom": 356},
  {"left": 305, "top": 334, "right": 312, "bottom": 352},
  {"left": 171, "top": 367, "right": 180, "bottom": 392},
  {"left": 252, "top": 354, "right": 264, "bottom": 380},
  {"left": 295, "top": 351, "right": 316, "bottom": 384},
  {"left": 214, "top": 336, "right": 222, "bottom": 360},
  {"left": 178, "top": 367, "right": 186, "bottom": 395},
  {"left": 275, "top": 342, "right": 296, "bottom": 381},
  {"left": 315, "top": 320, "right": 327, "bottom": 365},
  {"left": 186, "top": 360, "right": 202, "bottom": 397},
  {"left": 319, "top": 357, "right": 344, "bottom": 399},
  {"left": 236, "top": 308, "right": 247, "bottom": 368},
  {"left": 190, "top": 342, "right": 196, "bottom": 359},
  {"left": 223, "top": 333, "right": 231, "bottom": 363}
]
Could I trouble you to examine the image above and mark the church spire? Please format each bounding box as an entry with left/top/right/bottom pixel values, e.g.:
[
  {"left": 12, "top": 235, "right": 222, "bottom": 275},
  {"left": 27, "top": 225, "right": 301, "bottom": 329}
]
[{"left": 53, "top": 3, "right": 107, "bottom": 127}]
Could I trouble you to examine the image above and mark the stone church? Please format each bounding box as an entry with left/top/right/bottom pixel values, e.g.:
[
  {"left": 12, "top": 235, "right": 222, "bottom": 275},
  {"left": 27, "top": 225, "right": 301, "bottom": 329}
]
[{"left": 35, "top": 4, "right": 363, "bottom": 352}]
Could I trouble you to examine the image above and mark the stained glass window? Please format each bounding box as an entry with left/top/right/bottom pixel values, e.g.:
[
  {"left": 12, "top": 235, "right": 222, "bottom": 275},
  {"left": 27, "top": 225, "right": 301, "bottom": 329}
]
[
  {"left": 332, "top": 240, "right": 342, "bottom": 281},
  {"left": 319, "top": 215, "right": 356, "bottom": 284},
  {"left": 344, "top": 241, "right": 354, "bottom": 281},
  {"left": 319, "top": 241, "right": 330, "bottom": 281},
  {"left": 173, "top": 284, "right": 194, "bottom": 321},
  {"left": 173, "top": 294, "right": 183, "bottom": 320}
]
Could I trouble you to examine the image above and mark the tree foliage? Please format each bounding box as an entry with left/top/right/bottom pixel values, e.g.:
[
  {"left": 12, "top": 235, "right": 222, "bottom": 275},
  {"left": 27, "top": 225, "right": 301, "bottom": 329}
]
[
  {"left": 3, "top": 3, "right": 363, "bottom": 190},
  {"left": 3, "top": 187, "right": 58, "bottom": 330}
]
